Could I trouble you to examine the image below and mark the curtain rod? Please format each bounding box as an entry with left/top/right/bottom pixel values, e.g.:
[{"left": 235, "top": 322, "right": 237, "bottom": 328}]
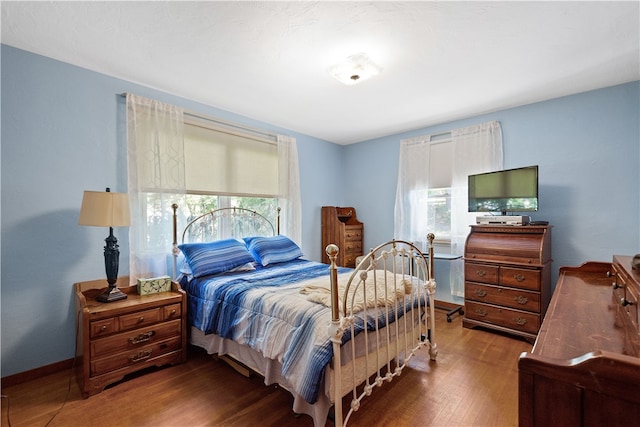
[{"left": 120, "top": 92, "right": 279, "bottom": 140}]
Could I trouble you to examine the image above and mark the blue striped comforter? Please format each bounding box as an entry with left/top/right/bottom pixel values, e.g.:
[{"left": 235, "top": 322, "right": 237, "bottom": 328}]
[{"left": 180, "top": 259, "right": 414, "bottom": 404}]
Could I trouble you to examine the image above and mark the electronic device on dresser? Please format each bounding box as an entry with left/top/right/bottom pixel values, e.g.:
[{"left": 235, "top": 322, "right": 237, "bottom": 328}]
[
  {"left": 321, "top": 206, "right": 363, "bottom": 268},
  {"left": 463, "top": 224, "right": 552, "bottom": 342},
  {"left": 518, "top": 255, "right": 640, "bottom": 426},
  {"left": 469, "top": 165, "right": 538, "bottom": 224}
]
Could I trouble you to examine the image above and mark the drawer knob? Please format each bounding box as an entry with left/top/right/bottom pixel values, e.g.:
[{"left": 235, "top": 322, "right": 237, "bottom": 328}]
[
  {"left": 514, "top": 317, "right": 527, "bottom": 326},
  {"left": 129, "top": 331, "right": 155, "bottom": 344},
  {"left": 476, "top": 270, "right": 487, "bottom": 278},
  {"left": 612, "top": 282, "right": 622, "bottom": 290},
  {"left": 606, "top": 270, "right": 616, "bottom": 278},
  {"left": 475, "top": 308, "right": 488, "bottom": 317},
  {"left": 620, "top": 297, "right": 634, "bottom": 307},
  {"left": 138, "top": 316, "right": 144, "bottom": 323},
  {"left": 170, "top": 309, "right": 176, "bottom": 316},
  {"left": 515, "top": 296, "right": 529, "bottom": 305},
  {"left": 474, "top": 289, "right": 487, "bottom": 297},
  {"left": 100, "top": 325, "right": 107, "bottom": 331},
  {"left": 129, "top": 349, "right": 152, "bottom": 363},
  {"left": 514, "top": 274, "right": 526, "bottom": 282}
]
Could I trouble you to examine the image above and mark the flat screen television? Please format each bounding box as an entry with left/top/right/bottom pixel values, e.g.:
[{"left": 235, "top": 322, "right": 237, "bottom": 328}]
[{"left": 468, "top": 165, "right": 538, "bottom": 215}]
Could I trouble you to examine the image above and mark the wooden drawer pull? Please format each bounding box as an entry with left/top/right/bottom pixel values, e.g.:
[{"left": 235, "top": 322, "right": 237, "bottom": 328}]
[
  {"left": 100, "top": 325, "right": 107, "bottom": 331},
  {"left": 169, "top": 309, "right": 177, "bottom": 316},
  {"left": 515, "top": 296, "right": 529, "bottom": 305},
  {"left": 514, "top": 274, "right": 526, "bottom": 282},
  {"left": 476, "top": 270, "right": 487, "bottom": 278},
  {"left": 475, "top": 308, "right": 488, "bottom": 317},
  {"left": 138, "top": 316, "right": 145, "bottom": 323},
  {"left": 514, "top": 317, "right": 527, "bottom": 326},
  {"left": 474, "top": 289, "right": 487, "bottom": 297},
  {"left": 129, "top": 349, "right": 152, "bottom": 363},
  {"left": 129, "top": 331, "right": 155, "bottom": 344}
]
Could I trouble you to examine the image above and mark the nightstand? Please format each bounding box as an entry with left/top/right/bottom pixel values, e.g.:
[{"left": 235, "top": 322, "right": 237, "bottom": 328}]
[{"left": 74, "top": 276, "right": 187, "bottom": 397}]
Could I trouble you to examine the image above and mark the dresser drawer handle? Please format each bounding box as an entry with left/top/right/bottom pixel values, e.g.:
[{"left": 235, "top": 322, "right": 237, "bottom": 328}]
[
  {"left": 129, "top": 349, "right": 152, "bottom": 363},
  {"left": 169, "top": 309, "right": 177, "bottom": 316},
  {"left": 514, "top": 296, "right": 529, "bottom": 305},
  {"left": 620, "top": 297, "right": 635, "bottom": 307},
  {"left": 100, "top": 325, "right": 107, "bottom": 331},
  {"left": 129, "top": 331, "right": 155, "bottom": 344},
  {"left": 612, "top": 281, "right": 622, "bottom": 290},
  {"left": 475, "top": 308, "right": 488, "bottom": 317},
  {"left": 474, "top": 289, "right": 487, "bottom": 297},
  {"left": 514, "top": 317, "right": 527, "bottom": 326},
  {"left": 514, "top": 274, "right": 525, "bottom": 282},
  {"left": 476, "top": 270, "right": 487, "bottom": 278},
  {"left": 138, "top": 316, "right": 145, "bottom": 323}
]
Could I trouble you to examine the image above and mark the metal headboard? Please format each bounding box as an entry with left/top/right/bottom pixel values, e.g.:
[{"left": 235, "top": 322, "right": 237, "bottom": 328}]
[{"left": 171, "top": 204, "right": 281, "bottom": 277}]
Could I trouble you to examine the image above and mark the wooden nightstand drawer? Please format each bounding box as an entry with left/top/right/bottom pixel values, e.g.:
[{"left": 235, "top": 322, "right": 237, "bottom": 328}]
[
  {"left": 465, "top": 282, "right": 540, "bottom": 312},
  {"left": 91, "top": 336, "right": 183, "bottom": 376},
  {"left": 465, "top": 262, "right": 499, "bottom": 285},
  {"left": 500, "top": 267, "right": 540, "bottom": 291},
  {"left": 466, "top": 301, "right": 540, "bottom": 334},
  {"left": 91, "top": 318, "right": 117, "bottom": 338},
  {"left": 164, "top": 303, "right": 182, "bottom": 320},
  {"left": 91, "top": 319, "right": 182, "bottom": 357},
  {"left": 119, "top": 308, "right": 161, "bottom": 331}
]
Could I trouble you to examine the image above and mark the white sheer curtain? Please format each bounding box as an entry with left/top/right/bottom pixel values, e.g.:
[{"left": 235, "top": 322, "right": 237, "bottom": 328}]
[
  {"left": 126, "top": 94, "right": 186, "bottom": 283},
  {"left": 394, "top": 121, "right": 503, "bottom": 297},
  {"left": 277, "top": 134, "right": 302, "bottom": 245},
  {"left": 393, "top": 135, "right": 432, "bottom": 249},
  {"left": 449, "top": 121, "right": 503, "bottom": 296}
]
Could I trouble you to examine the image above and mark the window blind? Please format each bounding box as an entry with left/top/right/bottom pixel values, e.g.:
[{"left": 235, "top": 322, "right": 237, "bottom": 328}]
[{"left": 183, "top": 120, "right": 278, "bottom": 197}]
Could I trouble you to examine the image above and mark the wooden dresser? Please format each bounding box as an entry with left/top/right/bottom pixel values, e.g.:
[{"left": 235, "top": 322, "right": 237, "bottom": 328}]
[
  {"left": 463, "top": 225, "right": 552, "bottom": 342},
  {"left": 74, "top": 277, "right": 187, "bottom": 397},
  {"left": 518, "top": 257, "right": 640, "bottom": 426},
  {"left": 321, "top": 206, "right": 363, "bottom": 268}
]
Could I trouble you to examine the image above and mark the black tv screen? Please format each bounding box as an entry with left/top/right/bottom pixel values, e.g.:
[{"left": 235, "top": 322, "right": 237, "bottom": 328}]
[{"left": 468, "top": 165, "right": 538, "bottom": 214}]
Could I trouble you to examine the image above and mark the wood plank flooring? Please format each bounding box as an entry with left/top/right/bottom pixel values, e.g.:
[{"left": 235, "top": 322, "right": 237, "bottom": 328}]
[{"left": 1, "top": 310, "right": 532, "bottom": 427}]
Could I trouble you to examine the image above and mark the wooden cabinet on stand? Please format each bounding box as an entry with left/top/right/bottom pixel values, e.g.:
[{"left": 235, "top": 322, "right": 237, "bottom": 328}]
[
  {"left": 463, "top": 225, "right": 552, "bottom": 342},
  {"left": 321, "top": 206, "right": 363, "bottom": 268}
]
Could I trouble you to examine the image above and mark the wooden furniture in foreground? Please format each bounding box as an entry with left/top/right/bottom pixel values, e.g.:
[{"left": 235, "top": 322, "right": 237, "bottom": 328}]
[
  {"left": 74, "top": 276, "right": 187, "bottom": 397},
  {"left": 321, "top": 205, "right": 363, "bottom": 267},
  {"left": 463, "top": 225, "right": 552, "bottom": 341},
  {"left": 518, "top": 257, "right": 640, "bottom": 426}
]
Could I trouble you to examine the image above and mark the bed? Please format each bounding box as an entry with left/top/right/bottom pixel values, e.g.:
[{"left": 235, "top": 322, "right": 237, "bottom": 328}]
[{"left": 171, "top": 205, "right": 438, "bottom": 426}]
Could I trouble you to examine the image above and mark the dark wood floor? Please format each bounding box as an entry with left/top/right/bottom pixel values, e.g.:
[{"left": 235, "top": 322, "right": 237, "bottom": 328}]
[{"left": 1, "top": 310, "right": 532, "bottom": 427}]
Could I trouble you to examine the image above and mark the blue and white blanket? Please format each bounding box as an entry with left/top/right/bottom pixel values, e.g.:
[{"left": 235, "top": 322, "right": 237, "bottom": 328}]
[{"left": 180, "top": 259, "right": 419, "bottom": 404}]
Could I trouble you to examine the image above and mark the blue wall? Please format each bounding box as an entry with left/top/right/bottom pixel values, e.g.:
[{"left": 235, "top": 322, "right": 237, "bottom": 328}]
[
  {"left": 2, "top": 44, "right": 639, "bottom": 377},
  {"left": 345, "top": 82, "right": 640, "bottom": 277}
]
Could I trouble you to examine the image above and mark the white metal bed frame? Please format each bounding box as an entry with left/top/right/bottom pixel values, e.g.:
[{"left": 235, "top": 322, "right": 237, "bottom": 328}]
[{"left": 172, "top": 206, "right": 438, "bottom": 426}]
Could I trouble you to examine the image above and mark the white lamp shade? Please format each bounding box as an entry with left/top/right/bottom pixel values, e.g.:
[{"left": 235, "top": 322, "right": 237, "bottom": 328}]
[{"left": 78, "top": 190, "right": 131, "bottom": 227}]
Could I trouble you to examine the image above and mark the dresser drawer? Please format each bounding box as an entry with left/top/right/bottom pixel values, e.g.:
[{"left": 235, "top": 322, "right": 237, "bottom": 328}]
[
  {"left": 465, "top": 301, "right": 540, "bottom": 334},
  {"left": 164, "top": 303, "right": 182, "bottom": 320},
  {"left": 119, "top": 308, "right": 161, "bottom": 331},
  {"left": 345, "top": 226, "right": 362, "bottom": 241},
  {"left": 465, "top": 283, "right": 540, "bottom": 312},
  {"left": 343, "top": 240, "right": 363, "bottom": 254},
  {"left": 90, "top": 336, "right": 182, "bottom": 376},
  {"left": 91, "top": 319, "right": 182, "bottom": 357},
  {"left": 91, "top": 318, "right": 118, "bottom": 338},
  {"left": 465, "top": 262, "right": 499, "bottom": 285},
  {"left": 500, "top": 267, "right": 540, "bottom": 290}
]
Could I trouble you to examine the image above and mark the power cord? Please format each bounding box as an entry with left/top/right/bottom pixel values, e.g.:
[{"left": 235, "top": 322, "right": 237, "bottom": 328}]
[
  {"left": 1, "top": 394, "right": 11, "bottom": 427},
  {"left": 2, "top": 309, "right": 81, "bottom": 427}
]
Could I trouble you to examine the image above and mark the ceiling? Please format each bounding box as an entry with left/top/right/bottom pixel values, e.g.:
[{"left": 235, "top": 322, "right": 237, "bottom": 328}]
[{"left": 2, "top": 1, "right": 639, "bottom": 145}]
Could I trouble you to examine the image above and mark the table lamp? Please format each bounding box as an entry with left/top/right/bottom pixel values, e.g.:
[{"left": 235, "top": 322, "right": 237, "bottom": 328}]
[{"left": 79, "top": 188, "right": 131, "bottom": 302}]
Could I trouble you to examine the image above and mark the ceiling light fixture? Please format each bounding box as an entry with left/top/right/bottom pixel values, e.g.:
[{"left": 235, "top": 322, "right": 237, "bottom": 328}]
[{"left": 328, "top": 53, "right": 382, "bottom": 86}]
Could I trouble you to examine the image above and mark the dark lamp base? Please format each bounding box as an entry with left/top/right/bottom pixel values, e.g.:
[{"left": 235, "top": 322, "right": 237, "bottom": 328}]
[{"left": 96, "top": 286, "right": 128, "bottom": 303}]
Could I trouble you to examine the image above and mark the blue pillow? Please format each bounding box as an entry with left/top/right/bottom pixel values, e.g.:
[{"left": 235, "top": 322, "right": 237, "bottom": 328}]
[
  {"left": 178, "top": 239, "right": 256, "bottom": 278},
  {"left": 244, "top": 235, "right": 303, "bottom": 266}
]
